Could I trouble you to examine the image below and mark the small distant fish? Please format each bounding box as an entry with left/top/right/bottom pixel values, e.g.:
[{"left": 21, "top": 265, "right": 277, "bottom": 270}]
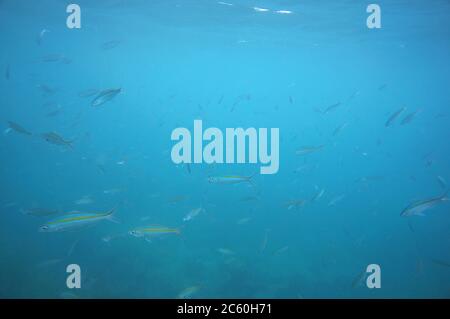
[
  {"left": 168, "top": 195, "right": 189, "bottom": 204},
  {"left": 273, "top": 246, "right": 289, "bottom": 256},
  {"left": 378, "top": 84, "right": 387, "bottom": 91},
  {"left": 351, "top": 269, "right": 367, "bottom": 288},
  {"left": 39, "top": 207, "right": 117, "bottom": 232},
  {"left": 185, "top": 163, "right": 191, "bottom": 174},
  {"left": 237, "top": 217, "right": 252, "bottom": 225},
  {"left": 285, "top": 199, "right": 306, "bottom": 210},
  {"left": 40, "top": 53, "right": 65, "bottom": 63},
  {"left": 217, "top": 248, "right": 235, "bottom": 255},
  {"left": 401, "top": 110, "right": 421, "bottom": 125},
  {"left": 437, "top": 176, "right": 447, "bottom": 190},
  {"left": 333, "top": 123, "right": 348, "bottom": 136},
  {"left": 430, "top": 259, "right": 450, "bottom": 268},
  {"left": 254, "top": 7, "right": 270, "bottom": 12},
  {"left": 41, "top": 132, "right": 74, "bottom": 149},
  {"left": 239, "top": 196, "right": 259, "bottom": 202},
  {"left": 322, "top": 102, "right": 341, "bottom": 114},
  {"left": 218, "top": 95, "right": 224, "bottom": 104},
  {"left": 401, "top": 192, "right": 449, "bottom": 217},
  {"left": 36, "top": 258, "right": 63, "bottom": 268},
  {"left": 129, "top": 226, "right": 180, "bottom": 242},
  {"left": 78, "top": 89, "right": 100, "bottom": 98},
  {"left": 328, "top": 194, "right": 345, "bottom": 206},
  {"left": 36, "top": 29, "right": 50, "bottom": 45},
  {"left": 5, "top": 64, "right": 10, "bottom": 80},
  {"left": 385, "top": 106, "right": 406, "bottom": 127},
  {"left": 295, "top": 145, "right": 324, "bottom": 156},
  {"left": 91, "top": 88, "right": 122, "bottom": 107},
  {"left": 74, "top": 195, "right": 94, "bottom": 205},
  {"left": 36, "top": 84, "right": 56, "bottom": 95},
  {"left": 103, "top": 188, "right": 123, "bottom": 195},
  {"left": 183, "top": 207, "right": 204, "bottom": 222},
  {"left": 7, "top": 121, "right": 32, "bottom": 136},
  {"left": 260, "top": 229, "right": 270, "bottom": 253},
  {"left": 312, "top": 188, "right": 325, "bottom": 202},
  {"left": 101, "top": 40, "right": 121, "bottom": 50},
  {"left": 177, "top": 286, "right": 200, "bottom": 299},
  {"left": 289, "top": 96, "right": 294, "bottom": 104},
  {"left": 46, "top": 109, "right": 62, "bottom": 117},
  {"left": 208, "top": 175, "right": 254, "bottom": 185},
  {"left": 276, "top": 10, "right": 293, "bottom": 14}
]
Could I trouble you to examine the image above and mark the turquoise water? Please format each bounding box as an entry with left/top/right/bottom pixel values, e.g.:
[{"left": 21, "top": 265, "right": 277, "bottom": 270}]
[{"left": 0, "top": 0, "right": 449, "bottom": 298}]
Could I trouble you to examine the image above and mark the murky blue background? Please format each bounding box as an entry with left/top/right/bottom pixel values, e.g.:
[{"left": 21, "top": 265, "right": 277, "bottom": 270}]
[{"left": 0, "top": 0, "right": 449, "bottom": 298}]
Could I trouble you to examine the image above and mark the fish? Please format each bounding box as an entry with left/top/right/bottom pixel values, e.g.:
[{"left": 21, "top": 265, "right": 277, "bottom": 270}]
[
  {"left": 328, "top": 194, "right": 345, "bottom": 206},
  {"left": 177, "top": 286, "right": 200, "bottom": 299},
  {"left": 351, "top": 269, "right": 367, "bottom": 288},
  {"left": 322, "top": 102, "right": 341, "bottom": 114},
  {"left": 312, "top": 188, "right": 325, "bottom": 202},
  {"left": 239, "top": 196, "right": 259, "bottom": 202},
  {"left": 101, "top": 40, "right": 121, "bottom": 50},
  {"left": 431, "top": 259, "right": 450, "bottom": 268},
  {"left": 103, "top": 188, "right": 123, "bottom": 195},
  {"left": 378, "top": 84, "right": 387, "bottom": 91},
  {"left": 40, "top": 54, "right": 65, "bottom": 63},
  {"left": 400, "top": 192, "right": 449, "bottom": 217},
  {"left": 333, "top": 123, "right": 348, "bottom": 136},
  {"left": 217, "top": 248, "right": 235, "bottom": 255},
  {"left": 260, "top": 229, "right": 270, "bottom": 253},
  {"left": 285, "top": 199, "right": 306, "bottom": 210},
  {"left": 295, "top": 145, "right": 324, "bottom": 156},
  {"left": 36, "top": 29, "right": 49, "bottom": 45},
  {"left": 183, "top": 207, "right": 204, "bottom": 222},
  {"left": 236, "top": 217, "right": 252, "bottom": 225},
  {"left": 168, "top": 195, "right": 189, "bottom": 204},
  {"left": 385, "top": 107, "right": 406, "bottom": 127},
  {"left": 273, "top": 246, "right": 289, "bottom": 256},
  {"left": 289, "top": 96, "right": 294, "bottom": 104},
  {"left": 208, "top": 175, "right": 254, "bottom": 185},
  {"left": 186, "top": 163, "right": 191, "bottom": 174},
  {"left": 39, "top": 207, "right": 117, "bottom": 232},
  {"left": 5, "top": 64, "right": 10, "bottom": 80},
  {"left": 437, "top": 176, "right": 447, "bottom": 189},
  {"left": 46, "top": 109, "right": 62, "bottom": 117},
  {"left": 74, "top": 195, "right": 94, "bottom": 205},
  {"left": 129, "top": 225, "right": 180, "bottom": 242},
  {"left": 36, "top": 84, "right": 56, "bottom": 95},
  {"left": 41, "top": 132, "right": 74, "bottom": 149},
  {"left": 401, "top": 110, "right": 420, "bottom": 125},
  {"left": 7, "top": 121, "right": 32, "bottom": 136},
  {"left": 91, "top": 88, "right": 122, "bottom": 107}
]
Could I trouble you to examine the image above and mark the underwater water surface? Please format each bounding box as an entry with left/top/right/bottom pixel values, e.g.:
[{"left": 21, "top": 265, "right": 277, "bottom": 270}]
[{"left": 0, "top": 0, "right": 449, "bottom": 298}]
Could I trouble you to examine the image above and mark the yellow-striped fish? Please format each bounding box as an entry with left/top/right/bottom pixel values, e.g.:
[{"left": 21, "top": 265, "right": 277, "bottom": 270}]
[
  {"left": 39, "top": 207, "right": 116, "bottom": 232},
  {"left": 129, "top": 225, "right": 180, "bottom": 242}
]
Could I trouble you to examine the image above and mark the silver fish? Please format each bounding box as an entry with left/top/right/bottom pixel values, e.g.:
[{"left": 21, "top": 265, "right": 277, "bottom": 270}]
[
  {"left": 401, "top": 110, "right": 420, "bottom": 125},
  {"left": 91, "top": 88, "right": 121, "bottom": 107},
  {"left": 385, "top": 107, "right": 406, "bottom": 127},
  {"left": 7, "top": 121, "right": 32, "bottom": 136},
  {"left": 41, "top": 132, "right": 74, "bottom": 149},
  {"left": 401, "top": 192, "right": 449, "bottom": 217}
]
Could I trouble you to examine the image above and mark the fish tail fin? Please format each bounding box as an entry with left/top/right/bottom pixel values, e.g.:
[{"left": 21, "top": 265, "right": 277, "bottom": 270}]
[{"left": 105, "top": 205, "right": 121, "bottom": 224}]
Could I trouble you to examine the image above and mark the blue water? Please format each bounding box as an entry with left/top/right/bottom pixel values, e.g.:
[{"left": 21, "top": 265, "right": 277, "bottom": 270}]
[{"left": 0, "top": 0, "right": 449, "bottom": 298}]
